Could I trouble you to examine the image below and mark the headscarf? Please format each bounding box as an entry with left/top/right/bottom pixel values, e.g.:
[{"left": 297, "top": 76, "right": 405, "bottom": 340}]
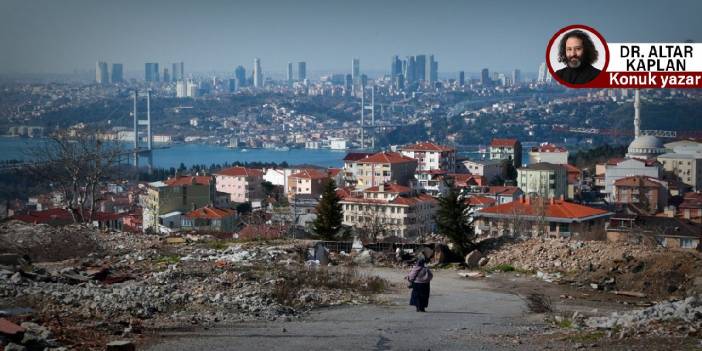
[{"left": 416, "top": 256, "right": 426, "bottom": 267}]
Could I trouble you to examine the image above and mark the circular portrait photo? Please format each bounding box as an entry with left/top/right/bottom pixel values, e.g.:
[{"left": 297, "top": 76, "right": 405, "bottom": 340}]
[{"left": 547, "top": 25, "right": 608, "bottom": 86}]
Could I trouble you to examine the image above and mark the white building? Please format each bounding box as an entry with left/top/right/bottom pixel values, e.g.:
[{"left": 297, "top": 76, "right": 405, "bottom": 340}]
[
  {"left": 528, "top": 143, "right": 568, "bottom": 165},
  {"left": 176, "top": 81, "right": 187, "bottom": 98},
  {"left": 329, "top": 138, "right": 348, "bottom": 150},
  {"left": 400, "top": 142, "right": 456, "bottom": 172},
  {"left": 459, "top": 159, "right": 503, "bottom": 184}
]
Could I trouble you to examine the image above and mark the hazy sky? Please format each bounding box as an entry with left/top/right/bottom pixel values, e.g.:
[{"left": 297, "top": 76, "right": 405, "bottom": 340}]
[{"left": 1, "top": 0, "right": 700, "bottom": 75}]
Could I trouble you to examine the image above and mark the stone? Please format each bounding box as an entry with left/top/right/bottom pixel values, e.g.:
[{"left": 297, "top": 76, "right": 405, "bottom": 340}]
[
  {"left": 10, "top": 272, "right": 22, "bottom": 284},
  {"left": 464, "top": 250, "right": 483, "bottom": 269},
  {"left": 353, "top": 250, "right": 373, "bottom": 265},
  {"left": 4, "top": 343, "right": 27, "bottom": 351}
]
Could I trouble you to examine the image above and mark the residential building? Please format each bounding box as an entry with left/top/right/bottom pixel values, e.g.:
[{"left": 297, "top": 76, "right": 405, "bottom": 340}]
[
  {"left": 612, "top": 176, "right": 668, "bottom": 214},
  {"left": 474, "top": 197, "right": 612, "bottom": 239},
  {"left": 340, "top": 183, "right": 437, "bottom": 239},
  {"left": 604, "top": 158, "right": 662, "bottom": 200},
  {"left": 679, "top": 192, "right": 702, "bottom": 223},
  {"left": 342, "top": 152, "right": 373, "bottom": 187},
  {"left": 459, "top": 159, "right": 503, "bottom": 184},
  {"left": 353, "top": 152, "right": 418, "bottom": 189},
  {"left": 181, "top": 205, "right": 238, "bottom": 233},
  {"left": 517, "top": 163, "right": 568, "bottom": 199},
  {"left": 528, "top": 143, "right": 568, "bottom": 164},
  {"left": 142, "top": 175, "right": 215, "bottom": 233},
  {"left": 658, "top": 152, "right": 702, "bottom": 191},
  {"left": 489, "top": 138, "right": 522, "bottom": 168},
  {"left": 400, "top": 141, "right": 456, "bottom": 172},
  {"left": 563, "top": 164, "right": 583, "bottom": 200},
  {"left": 287, "top": 168, "right": 330, "bottom": 199},
  {"left": 606, "top": 214, "right": 701, "bottom": 249},
  {"left": 214, "top": 167, "right": 264, "bottom": 203},
  {"left": 461, "top": 185, "right": 523, "bottom": 204},
  {"left": 412, "top": 170, "right": 448, "bottom": 197}
]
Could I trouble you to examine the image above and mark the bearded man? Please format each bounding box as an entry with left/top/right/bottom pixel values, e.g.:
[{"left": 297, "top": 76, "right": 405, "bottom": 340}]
[{"left": 556, "top": 30, "right": 601, "bottom": 84}]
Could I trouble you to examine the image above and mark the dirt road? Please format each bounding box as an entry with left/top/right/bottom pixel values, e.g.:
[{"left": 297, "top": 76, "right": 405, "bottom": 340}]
[{"left": 147, "top": 267, "right": 547, "bottom": 351}]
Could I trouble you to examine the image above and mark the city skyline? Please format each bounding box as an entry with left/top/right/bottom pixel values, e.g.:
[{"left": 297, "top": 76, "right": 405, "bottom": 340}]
[{"left": 0, "top": 0, "right": 700, "bottom": 75}]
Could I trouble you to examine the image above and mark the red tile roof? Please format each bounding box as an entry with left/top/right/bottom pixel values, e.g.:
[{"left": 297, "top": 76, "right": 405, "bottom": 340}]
[
  {"left": 343, "top": 152, "right": 374, "bottom": 161},
  {"left": 289, "top": 168, "right": 330, "bottom": 180},
  {"left": 215, "top": 167, "right": 263, "bottom": 177},
  {"left": 402, "top": 142, "right": 455, "bottom": 152},
  {"left": 466, "top": 196, "right": 496, "bottom": 206},
  {"left": 563, "top": 164, "right": 581, "bottom": 174},
  {"left": 478, "top": 199, "right": 610, "bottom": 220},
  {"left": 357, "top": 151, "right": 417, "bottom": 164},
  {"left": 164, "top": 176, "right": 213, "bottom": 186},
  {"left": 336, "top": 187, "right": 353, "bottom": 199},
  {"left": 365, "top": 183, "right": 411, "bottom": 193},
  {"left": 185, "top": 206, "right": 236, "bottom": 219},
  {"left": 490, "top": 138, "right": 519, "bottom": 147},
  {"left": 680, "top": 192, "right": 702, "bottom": 209},
  {"left": 614, "top": 175, "right": 664, "bottom": 188},
  {"left": 531, "top": 144, "right": 567, "bottom": 153},
  {"left": 328, "top": 168, "right": 342, "bottom": 177},
  {"left": 449, "top": 173, "right": 486, "bottom": 187}
]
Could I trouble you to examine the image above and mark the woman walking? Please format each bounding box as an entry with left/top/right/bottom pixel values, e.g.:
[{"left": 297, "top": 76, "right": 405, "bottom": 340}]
[{"left": 407, "top": 257, "right": 433, "bottom": 312}]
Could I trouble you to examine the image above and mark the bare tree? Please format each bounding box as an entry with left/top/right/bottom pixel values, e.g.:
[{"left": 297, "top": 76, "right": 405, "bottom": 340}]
[{"left": 25, "top": 130, "right": 123, "bottom": 223}]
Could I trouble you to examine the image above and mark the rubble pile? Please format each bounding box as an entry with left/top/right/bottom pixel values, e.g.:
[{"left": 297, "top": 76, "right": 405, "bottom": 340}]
[
  {"left": 484, "top": 238, "right": 702, "bottom": 298},
  {"left": 0, "top": 222, "right": 387, "bottom": 350},
  {"left": 0, "top": 221, "right": 103, "bottom": 262},
  {"left": 584, "top": 295, "right": 702, "bottom": 337}
]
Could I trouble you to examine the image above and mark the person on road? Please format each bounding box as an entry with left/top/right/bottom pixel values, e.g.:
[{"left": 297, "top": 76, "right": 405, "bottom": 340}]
[{"left": 407, "top": 257, "right": 433, "bottom": 312}]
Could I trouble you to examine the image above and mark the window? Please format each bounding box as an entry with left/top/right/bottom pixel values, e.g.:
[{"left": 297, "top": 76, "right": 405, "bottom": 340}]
[{"left": 681, "top": 239, "right": 695, "bottom": 249}]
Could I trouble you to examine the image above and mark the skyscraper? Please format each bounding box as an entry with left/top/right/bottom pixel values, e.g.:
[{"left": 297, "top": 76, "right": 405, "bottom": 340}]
[
  {"left": 253, "top": 58, "right": 263, "bottom": 88},
  {"left": 298, "top": 61, "right": 306, "bottom": 81},
  {"left": 344, "top": 74, "right": 352, "bottom": 96},
  {"left": 172, "top": 62, "right": 184, "bottom": 81},
  {"left": 287, "top": 62, "right": 293, "bottom": 84},
  {"left": 426, "top": 55, "right": 438, "bottom": 85},
  {"left": 96, "top": 61, "right": 109, "bottom": 85},
  {"left": 538, "top": 62, "right": 547, "bottom": 83},
  {"left": 391, "top": 55, "right": 402, "bottom": 77},
  {"left": 512, "top": 69, "right": 521, "bottom": 86},
  {"left": 110, "top": 63, "right": 123, "bottom": 83},
  {"left": 404, "top": 56, "right": 416, "bottom": 84},
  {"left": 352, "top": 58, "right": 360, "bottom": 84},
  {"left": 459, "top": 71, "right": 465, "bottom": 86},
  {"left": 163, "top": 68, "right": 170, "bottom": 83},
  {"left": 235, "top": 65, "right": 246, "bottom": 87},
  {"left": 414, "top": 55, "right": 426, "bottom": 82},
  {"left": 145, "top": 63, "right": 159, "bottom": 82},
  {"left": 481, "top": 68, "right": 490, "bottom": 86}
]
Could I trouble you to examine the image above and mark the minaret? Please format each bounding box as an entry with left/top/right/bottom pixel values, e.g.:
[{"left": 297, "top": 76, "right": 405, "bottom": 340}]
[{"left": 634, "top": 89, "right": 640, "bottom": 138}]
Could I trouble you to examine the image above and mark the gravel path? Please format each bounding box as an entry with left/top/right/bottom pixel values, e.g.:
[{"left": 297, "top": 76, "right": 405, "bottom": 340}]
[{"left": 147, "top": 267, "right": 546, "bottom": 350}]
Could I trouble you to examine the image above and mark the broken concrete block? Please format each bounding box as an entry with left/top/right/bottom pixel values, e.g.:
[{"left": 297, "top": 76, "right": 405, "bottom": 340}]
[{"left": 464, "top": 250, "right": 483, "bottom": 269}]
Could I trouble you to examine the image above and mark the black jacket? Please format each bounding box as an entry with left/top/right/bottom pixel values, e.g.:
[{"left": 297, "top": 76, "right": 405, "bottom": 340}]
[{"left": 556, "top": 64, "right": 601, "bottom": 84}]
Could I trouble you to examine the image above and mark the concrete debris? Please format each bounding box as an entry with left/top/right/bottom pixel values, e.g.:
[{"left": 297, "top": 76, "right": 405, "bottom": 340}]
[
  {"left": 585, "top": 295, "right": 702, "bottom": 337},
  {"left": 0, "top": 221, "right": 387, "bottom": 350},
  {"left": 484, "top": 238, "right": 702, "bottom": 299},
  {"left": 464, "top": 250, "right": 483, "bottom": 269}
]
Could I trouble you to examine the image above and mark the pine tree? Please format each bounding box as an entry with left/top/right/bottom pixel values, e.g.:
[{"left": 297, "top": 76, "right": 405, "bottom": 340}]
[
  {"left": 435, "top": 182, "right": 476, "bottom": 257},
  {"left": 313, "top": 180, "right": 343, "bottom": 240}
]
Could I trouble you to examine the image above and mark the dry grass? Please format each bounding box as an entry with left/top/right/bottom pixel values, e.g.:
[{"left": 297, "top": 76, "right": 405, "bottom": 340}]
[
  {"left": 271, "top": 265, "right": 388, "bottom": 306},
  {"left": 523, "top": 293, "right": 553, "bottom": 314}
]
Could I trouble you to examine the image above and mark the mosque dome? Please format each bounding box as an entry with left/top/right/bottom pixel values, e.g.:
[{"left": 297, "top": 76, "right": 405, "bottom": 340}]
[{"left": 626, "top": 135, "right": 665, "bottom": 159}]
